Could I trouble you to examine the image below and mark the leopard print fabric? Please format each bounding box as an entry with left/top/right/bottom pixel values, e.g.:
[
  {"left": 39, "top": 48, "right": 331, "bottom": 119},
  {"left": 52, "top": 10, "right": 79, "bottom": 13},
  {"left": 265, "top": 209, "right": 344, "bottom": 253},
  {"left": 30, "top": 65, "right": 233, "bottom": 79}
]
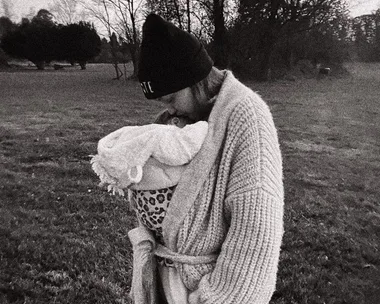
[{"left": 130, "top": 186, "right": 176, "bottom": 245}]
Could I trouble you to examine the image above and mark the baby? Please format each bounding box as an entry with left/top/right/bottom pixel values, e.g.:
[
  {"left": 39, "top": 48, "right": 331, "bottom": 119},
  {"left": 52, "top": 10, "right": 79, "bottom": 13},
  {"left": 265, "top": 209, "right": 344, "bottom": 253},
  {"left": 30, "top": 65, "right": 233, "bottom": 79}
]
[
  {"left": 91, "top": 111, "right": 207, "bottom": 243},
  {"left": 91, "top": 110, "right": 208, "bottom": 195}
]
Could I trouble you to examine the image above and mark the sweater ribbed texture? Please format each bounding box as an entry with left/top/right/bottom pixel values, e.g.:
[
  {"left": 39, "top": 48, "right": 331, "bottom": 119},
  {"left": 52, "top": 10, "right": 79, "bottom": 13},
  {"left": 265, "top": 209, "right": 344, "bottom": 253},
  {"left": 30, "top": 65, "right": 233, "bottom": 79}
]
[{"left": 161, "top": 71, "right": 284, "bottom": 304}]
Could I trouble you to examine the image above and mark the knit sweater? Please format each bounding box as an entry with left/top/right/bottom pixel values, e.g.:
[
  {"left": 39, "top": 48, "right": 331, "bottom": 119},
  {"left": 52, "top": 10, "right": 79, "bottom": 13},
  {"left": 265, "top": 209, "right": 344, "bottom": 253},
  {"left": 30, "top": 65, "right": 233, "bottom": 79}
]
[{"left": 160, "top": 71, "right": 284, "bottom": 303}]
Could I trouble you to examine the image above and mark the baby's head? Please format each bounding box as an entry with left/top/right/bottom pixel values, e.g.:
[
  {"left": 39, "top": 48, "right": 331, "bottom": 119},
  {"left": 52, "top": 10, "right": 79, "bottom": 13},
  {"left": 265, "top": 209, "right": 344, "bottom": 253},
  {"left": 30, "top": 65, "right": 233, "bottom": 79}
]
[
  {"left": 167, "top": 116, "right": 193, "bottom": 128},
  {"left": 154, "top": 110, "right": 195, "bottom": 128}
]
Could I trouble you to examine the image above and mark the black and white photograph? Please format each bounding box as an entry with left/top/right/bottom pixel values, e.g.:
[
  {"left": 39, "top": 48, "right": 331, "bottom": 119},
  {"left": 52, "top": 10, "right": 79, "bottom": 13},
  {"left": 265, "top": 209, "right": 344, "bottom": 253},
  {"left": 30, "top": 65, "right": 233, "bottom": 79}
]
[{"left": 1, "top": 0, "right": 379, "bottom": 303}]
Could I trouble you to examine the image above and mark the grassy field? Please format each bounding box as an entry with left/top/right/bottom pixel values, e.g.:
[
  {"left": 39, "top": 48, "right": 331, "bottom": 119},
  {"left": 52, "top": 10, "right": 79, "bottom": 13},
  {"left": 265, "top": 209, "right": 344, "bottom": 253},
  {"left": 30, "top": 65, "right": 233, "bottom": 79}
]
[{"left": 0, "top": 63, "right": 379, "bottom": 304}]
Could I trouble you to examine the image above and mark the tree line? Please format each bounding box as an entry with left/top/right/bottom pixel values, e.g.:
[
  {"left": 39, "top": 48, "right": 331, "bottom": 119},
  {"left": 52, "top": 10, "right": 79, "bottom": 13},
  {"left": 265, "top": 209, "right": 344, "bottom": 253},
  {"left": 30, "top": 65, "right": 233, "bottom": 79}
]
[
  {"left": 0, "top": 9, "right": 101, "bottom": 70},
  {"left": 1, "top": 0, "right": 380, "bottom": 80},
  {"left": 352, "top": 10, "right": 380, "bottom": 62},
  {"left": 77, "top": 0, "right": 380, "bottom": 80}
]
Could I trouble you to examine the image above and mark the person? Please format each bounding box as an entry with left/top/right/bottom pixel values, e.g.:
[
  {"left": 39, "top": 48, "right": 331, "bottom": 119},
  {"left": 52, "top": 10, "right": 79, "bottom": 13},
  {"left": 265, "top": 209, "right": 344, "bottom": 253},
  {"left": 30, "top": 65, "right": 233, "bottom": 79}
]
[{"left": 129, "top": 13, "right": 284, "bottom": 304}]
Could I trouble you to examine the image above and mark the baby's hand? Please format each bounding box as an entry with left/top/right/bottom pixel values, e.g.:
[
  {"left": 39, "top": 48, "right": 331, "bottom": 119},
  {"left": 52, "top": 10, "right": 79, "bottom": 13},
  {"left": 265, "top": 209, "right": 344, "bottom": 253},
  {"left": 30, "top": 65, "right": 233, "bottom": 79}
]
[
  {"left": 169, "top": 116, "right": 194, "bottom": 128},
  {"left": 170, "top": 117, "right": 181, "bottom": 127}
]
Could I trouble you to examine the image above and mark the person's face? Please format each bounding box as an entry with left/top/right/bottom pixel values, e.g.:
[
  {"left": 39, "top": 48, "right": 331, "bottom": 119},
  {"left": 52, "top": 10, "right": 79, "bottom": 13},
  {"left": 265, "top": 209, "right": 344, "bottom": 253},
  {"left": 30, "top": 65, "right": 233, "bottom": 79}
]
[{"left": 157, "top": 88, "right": 209, "bottom": 121}]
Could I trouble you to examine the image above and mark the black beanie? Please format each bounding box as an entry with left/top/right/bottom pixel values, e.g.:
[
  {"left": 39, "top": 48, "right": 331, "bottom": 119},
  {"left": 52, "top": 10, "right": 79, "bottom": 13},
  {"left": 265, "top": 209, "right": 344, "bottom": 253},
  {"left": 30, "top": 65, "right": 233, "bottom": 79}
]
[{"left": 138, "top": 14, "right": 214, "bottom": 99}]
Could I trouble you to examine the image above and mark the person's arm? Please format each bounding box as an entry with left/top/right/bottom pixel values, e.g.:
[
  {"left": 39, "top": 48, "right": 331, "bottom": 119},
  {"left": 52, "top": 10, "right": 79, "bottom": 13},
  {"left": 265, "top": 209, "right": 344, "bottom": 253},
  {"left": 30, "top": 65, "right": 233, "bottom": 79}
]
[
  {"left": 192, "top": 190, "right": 283, "bottom": 303},
  {"left": 192, "top": 99, "right": 284, "bottom": 304}
]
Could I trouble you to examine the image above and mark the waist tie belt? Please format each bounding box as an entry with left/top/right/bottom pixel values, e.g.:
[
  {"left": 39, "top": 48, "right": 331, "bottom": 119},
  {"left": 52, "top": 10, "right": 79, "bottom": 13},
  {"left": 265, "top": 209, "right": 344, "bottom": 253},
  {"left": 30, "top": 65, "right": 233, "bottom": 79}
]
[{"left": 128, "top": 226, "right": 217, "bottom": 304}]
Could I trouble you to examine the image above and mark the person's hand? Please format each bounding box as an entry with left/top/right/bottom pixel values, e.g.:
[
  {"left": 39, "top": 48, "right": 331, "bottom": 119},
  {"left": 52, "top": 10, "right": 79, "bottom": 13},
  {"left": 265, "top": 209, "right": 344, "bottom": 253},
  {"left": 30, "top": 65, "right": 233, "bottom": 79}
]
[{"left": 188, "top": 289, "right": 201, "bottom": 304}]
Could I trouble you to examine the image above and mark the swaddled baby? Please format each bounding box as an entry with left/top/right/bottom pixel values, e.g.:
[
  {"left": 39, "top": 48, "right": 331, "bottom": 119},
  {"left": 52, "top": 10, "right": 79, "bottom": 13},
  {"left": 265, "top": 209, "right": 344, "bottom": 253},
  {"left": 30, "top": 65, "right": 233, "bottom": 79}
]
[{"left": 91, "top": 111, "right": 208, "bottom": 242}]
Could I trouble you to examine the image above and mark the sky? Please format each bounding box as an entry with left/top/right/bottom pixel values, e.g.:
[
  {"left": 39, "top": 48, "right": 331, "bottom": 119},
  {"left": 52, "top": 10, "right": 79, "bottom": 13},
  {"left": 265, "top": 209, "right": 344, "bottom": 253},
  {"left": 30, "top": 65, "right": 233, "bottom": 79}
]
[
  {"left": 10, "top": 0, "right": 54, "bottom": 21},
  {"left": 349, "top": 0, "right": 380, "bottom": 16},
  {"left": 6, "top": 0, "right": 380, "bottom": 22}
]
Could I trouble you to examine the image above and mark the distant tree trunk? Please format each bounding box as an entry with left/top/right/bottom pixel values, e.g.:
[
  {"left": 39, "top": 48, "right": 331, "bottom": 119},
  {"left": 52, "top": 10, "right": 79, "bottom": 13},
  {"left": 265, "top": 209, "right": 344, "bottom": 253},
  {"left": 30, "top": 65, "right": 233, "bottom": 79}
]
[
  {"left": 257, "top": 47, "right": 273, "bottom": 81},
  {"left": 256, "top": 1, "right": 280, "bottom": 80},
  {"left": 34, "top": 61, "right": 45, "bottom": 70},
  {"left": 256, "top": 30, "right": 276, "bottom": 81},
  {"left": 127, "top": 6, "right": 139, "bottom": 79},
  {"left": 128, "top": 43, "right": 139, "bottom": 79},
  {"left": 186, "top": 0, "right": 191, "bottom": 33},
  {"left": 252, "top": 0, "right": 282, "bottom": 81},
  {"left": 173, "top": 0, "right": 183, "bottom": 29},
  {"left": 213, "top": 0, "right": 227, "bottom": 68},
  {"left": 110, "top": 32, "right": 123, "bottom": 80},
  {"left": 84, "top": 0, "right": 124, "bottom": 80},
  {"left": 79, "top": 61, "right": 87, "bottom": 69},
  {"left": 111, "top": 60, "right": 123, "bottom": 79},
  {"left": 0, "top": 57, "right": 10, "bottom": 68}
]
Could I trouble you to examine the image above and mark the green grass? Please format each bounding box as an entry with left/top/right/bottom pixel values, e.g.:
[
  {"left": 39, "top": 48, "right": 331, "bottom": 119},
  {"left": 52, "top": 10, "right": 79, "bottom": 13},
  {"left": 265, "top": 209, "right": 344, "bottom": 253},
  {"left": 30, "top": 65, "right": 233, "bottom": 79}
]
[{"left": 1, "top": 63, "right": 379, "bottom": 303}]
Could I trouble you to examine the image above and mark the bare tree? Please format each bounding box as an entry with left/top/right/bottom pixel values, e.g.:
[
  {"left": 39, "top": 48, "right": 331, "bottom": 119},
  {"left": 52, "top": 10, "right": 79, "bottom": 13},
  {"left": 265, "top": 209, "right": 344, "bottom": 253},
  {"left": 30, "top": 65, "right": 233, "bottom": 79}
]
[
  {"left": 49, "top": 0, "right": 87, "bottom": 24},
  {"left": 213, "top": 0, "right": 227, "bottom": 67},
  {"left": 190, "top": 0, "right": 237, "bottom": 67},
  {"left": 144, "top": 0, "right": 235, "bottom": 67},
  {"left": 234, "top": 0, "right": 347, "bottom": 80},
  {"left": 186, "top": 0, "right": 191, "bottom": 32},
  {"left": 146, "top": 0, "right": 183, "bottom": 28},
  {"left": 190, "top": 0, "right": 214, "bottom": 39},
  {"left": 145, "top": 0, "right": 195, "bottom": 32},
  {"left": 192, "top": 0, "right": 229, "bottom": 66},
  {"left": 83, "top": 0, "right": 144, "bottom": 79},
  {"left": 82, "top": 0, "right": 124, "bottom": 79},
  {"left": 353, "top": 8, "right": 380, "bottom": 61},
  {"left": 107, "top": 0, "right": 144, "bottom": 79}
]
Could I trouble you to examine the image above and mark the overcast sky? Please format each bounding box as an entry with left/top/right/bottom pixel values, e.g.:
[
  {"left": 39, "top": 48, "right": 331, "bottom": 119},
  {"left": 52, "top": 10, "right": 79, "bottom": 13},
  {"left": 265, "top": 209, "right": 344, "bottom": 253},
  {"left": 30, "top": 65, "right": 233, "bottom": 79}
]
[{"left": 8, "top": 0, "right": 380, "bottom": 22}]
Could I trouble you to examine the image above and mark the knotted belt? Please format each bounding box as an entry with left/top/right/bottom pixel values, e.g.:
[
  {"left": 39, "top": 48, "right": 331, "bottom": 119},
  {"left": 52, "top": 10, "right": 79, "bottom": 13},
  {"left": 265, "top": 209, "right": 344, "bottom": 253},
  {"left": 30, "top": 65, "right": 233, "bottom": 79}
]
[{"left": 128, "top": 226, "right": 217, "bottom": 304}]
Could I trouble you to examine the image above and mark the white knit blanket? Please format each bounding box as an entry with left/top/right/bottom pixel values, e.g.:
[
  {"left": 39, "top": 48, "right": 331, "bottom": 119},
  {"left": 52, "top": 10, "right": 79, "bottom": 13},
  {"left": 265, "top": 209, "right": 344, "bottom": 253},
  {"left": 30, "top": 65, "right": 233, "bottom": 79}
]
[{"left": 90, "top": 121, "right": 208, "bottom": 195}]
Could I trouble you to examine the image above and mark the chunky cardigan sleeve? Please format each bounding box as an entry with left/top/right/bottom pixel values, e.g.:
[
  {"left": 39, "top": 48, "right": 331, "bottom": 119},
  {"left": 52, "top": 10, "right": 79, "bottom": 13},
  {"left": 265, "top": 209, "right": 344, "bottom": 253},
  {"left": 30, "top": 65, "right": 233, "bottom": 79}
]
[
  {"left": 196, "top": 190, "right": 283, "bottom": 303},
  {"left": 196, "top": 96, "right": 284, "bottom": 303}
]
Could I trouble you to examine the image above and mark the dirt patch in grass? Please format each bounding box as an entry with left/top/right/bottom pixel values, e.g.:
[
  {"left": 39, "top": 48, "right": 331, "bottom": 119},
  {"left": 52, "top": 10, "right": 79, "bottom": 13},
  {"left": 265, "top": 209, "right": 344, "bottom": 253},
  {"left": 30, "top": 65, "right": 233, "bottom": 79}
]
[{"left": 1, "top": 63, "right": 379, "bottom": 303}]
